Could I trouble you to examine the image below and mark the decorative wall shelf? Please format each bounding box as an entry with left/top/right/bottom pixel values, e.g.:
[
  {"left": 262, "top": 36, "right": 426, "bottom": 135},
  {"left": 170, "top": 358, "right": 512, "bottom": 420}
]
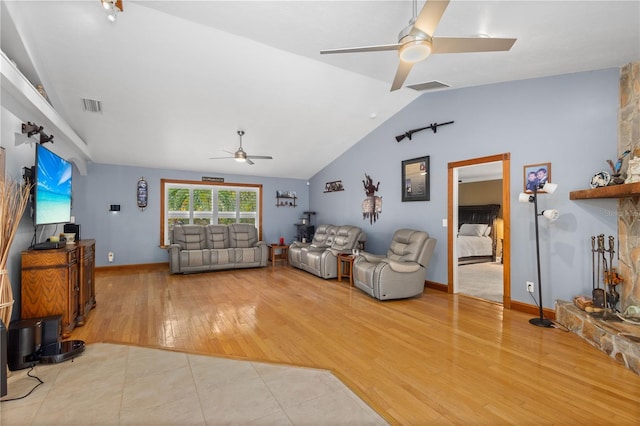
[
  {"left": 276, "top": 195, "right": 297, "bottom": 207},
  {"left": 569, "top": 182, "right": 640, "bottom": 200}
]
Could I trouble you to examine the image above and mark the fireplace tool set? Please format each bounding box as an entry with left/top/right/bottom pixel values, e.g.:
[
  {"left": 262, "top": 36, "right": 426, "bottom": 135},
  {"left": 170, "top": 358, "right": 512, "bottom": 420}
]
[{"left": 590, "top": 234, "right": 622, "bottom": 320}]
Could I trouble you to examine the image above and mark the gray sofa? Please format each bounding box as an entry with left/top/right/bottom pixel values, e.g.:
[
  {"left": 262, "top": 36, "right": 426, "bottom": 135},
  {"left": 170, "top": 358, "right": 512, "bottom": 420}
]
[
  {"left": 168, "top": 224, "right": 268, "bottom": 274},
  {"left": 288, "top": 224, "right": 366, "bottom": 279}
]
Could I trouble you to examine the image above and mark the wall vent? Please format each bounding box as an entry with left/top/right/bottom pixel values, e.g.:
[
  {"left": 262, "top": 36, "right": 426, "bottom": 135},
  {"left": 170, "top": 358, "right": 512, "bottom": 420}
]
[
  {"left": 407, "top": 81, "right": 450, "bottom": 91},
  {"left": 81, "top": 98, "right": 102, "bottom": 113}
]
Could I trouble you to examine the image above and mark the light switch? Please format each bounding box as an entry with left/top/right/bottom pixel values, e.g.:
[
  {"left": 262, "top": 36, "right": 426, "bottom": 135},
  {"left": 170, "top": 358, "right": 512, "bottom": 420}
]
[{"left": 442, "top": 219, "right": 447, "bottom": 227}]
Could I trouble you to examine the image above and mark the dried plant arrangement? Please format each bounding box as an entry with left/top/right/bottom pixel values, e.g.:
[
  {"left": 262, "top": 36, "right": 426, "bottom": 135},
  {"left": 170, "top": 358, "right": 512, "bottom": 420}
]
[{"left": 0, "top": 178, "right": 32, "bottom": 327}]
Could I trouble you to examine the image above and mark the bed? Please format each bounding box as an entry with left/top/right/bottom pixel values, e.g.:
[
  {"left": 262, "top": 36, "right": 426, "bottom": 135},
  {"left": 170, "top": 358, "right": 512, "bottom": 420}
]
[{"left": 457, "top": 204, "right": 501, "bottom": 264}]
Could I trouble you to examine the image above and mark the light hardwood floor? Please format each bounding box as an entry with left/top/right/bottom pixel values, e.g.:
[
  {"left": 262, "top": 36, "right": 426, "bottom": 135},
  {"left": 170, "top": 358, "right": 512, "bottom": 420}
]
[{"left": 71, "top": 265, "right": 640, "bottom": 425}]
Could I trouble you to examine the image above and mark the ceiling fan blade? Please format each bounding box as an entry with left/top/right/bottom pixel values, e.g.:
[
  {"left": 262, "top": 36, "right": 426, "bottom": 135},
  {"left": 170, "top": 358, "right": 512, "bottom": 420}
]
[
  {"left": 432, "top": 37, "right": 517, "bottom": 54},
  {"left": 391, "top": 60, "right": 415, "bottom": 92},
  {"left": 246, "top": 158, "right": 255, "bottom": 165},
  {"left": 320, "top": 43, "right": 403, "bottom": 55},
  {"left": 412, "top": 0, "right": 450, "bottom": 37},
  {"left": 246, "top": 155, "right": 273, "bottom": 160},
  {"left": 209, "top": 156, "right": 233, "bottom": 160}
]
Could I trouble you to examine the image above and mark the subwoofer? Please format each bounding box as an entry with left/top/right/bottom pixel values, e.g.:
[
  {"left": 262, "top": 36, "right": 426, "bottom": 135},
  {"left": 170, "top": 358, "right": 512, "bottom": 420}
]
[
  {"left": 64, "top": 223, "right": 80, "bottom": 241},
  {"left": 8, "top": 318, "right": 42, "bottom": 371}
]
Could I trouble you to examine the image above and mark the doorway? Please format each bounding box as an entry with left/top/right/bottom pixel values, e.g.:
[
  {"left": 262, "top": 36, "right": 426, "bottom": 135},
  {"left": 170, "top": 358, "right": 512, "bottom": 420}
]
[{"left": 447, "top": 153, "right": 511, "bottom": 307}]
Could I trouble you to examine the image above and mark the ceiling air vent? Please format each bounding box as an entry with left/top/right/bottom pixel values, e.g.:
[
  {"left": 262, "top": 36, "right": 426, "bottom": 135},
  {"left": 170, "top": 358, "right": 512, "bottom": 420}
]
[
  {"left": 407, "top": 81, "right": 450, "bottom": 91},
  {"left": 81, "top": 98, "right": 102, "bottom": 113}
]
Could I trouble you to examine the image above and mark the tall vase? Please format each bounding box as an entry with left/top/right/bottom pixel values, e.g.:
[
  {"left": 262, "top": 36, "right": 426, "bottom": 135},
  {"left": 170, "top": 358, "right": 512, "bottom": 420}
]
[{"left": 0, "top": 269, "right": 14, "bottom": 329}]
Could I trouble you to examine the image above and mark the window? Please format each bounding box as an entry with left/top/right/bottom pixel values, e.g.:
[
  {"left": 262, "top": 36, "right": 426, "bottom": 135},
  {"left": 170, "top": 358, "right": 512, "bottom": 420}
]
[{"left": 161, "top": 179, "right": 262, "bottom": 246}]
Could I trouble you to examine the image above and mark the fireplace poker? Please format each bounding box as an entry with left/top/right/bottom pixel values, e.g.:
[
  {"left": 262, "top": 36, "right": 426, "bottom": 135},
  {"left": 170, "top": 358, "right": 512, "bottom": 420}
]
[
  {"left": 591, "top": 236, "right": 596, "bottom": 294},
  {"left": 593, "top": 234, "right": 606, "bottom": 308}
]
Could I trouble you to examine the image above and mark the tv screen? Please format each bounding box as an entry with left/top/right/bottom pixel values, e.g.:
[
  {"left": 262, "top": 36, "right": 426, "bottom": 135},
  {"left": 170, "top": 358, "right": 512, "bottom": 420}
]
[{"left": 34, "top": 144, "right": 72, "bottom": 226}]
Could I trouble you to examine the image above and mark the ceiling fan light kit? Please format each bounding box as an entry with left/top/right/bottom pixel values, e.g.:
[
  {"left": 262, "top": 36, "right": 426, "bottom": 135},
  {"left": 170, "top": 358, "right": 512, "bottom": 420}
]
[
  {"left": 399, "top": 40, "right": 432, "bottom": 63},
  {"left": 100, "top": 0, "right": 123, "bottom": 22},
  {"left": 210, "top": 130, "right": 273, "bottom": 166},
  {"left": 320, "top": 0, "right": 516, "bottom": 91}
]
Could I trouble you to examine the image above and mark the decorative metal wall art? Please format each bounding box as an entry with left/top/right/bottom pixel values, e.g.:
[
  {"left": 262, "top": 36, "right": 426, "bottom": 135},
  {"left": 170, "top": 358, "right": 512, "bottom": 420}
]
[
  {"left": 324, "top": 180, "right": 344, "bottom": 193},
  {"left": 362, "top": 173, "right": 382, "bottom": 224},
  {"left": 137, "top": 177, "right": 148, "bottom": 210}
]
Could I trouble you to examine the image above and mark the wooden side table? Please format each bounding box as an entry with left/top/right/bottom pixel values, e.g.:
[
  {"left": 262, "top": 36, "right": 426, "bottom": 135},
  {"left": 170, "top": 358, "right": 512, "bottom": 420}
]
[
  {"left": 269, "top": 244, "right": 289, "bottom": 270},
  {"left": 337, "top": 253, "right": 355, "bottom": 285}
]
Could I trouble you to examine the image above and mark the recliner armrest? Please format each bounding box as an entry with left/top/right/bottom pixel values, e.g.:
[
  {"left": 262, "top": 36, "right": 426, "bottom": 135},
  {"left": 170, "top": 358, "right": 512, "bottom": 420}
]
[
  {"left": 359, "top": 252, "right": 385, "bottom": 264},
  {"left": 380, "top": 258, "right": 422, "bottom": 273},
  {"left": 289, "top": 241, "right": 310, "bottom": 249}
]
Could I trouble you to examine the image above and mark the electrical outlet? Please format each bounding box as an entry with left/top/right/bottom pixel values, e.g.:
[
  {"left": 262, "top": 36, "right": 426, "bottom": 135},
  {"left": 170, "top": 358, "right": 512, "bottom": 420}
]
[
  {"left": 526, "top": 281, "right": 534, "bottom": 293},
  {"left": 108, "top": 251, "right": 114, "bottom": 263}
]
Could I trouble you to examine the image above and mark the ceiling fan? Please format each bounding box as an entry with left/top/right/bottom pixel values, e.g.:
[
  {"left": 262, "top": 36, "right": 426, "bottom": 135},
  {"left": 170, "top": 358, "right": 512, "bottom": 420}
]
[
  {"left": 210, "top": 131, "right": 273, "bottom": 165},
  {"left": 320, "top": 0, "right": 516, "bottom": 91}
]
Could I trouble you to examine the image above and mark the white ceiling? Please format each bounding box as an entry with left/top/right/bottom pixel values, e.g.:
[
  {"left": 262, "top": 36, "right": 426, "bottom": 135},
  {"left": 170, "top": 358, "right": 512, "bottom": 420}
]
[{"left": 2, "top": 1, "right": 639, "bottom": 179}]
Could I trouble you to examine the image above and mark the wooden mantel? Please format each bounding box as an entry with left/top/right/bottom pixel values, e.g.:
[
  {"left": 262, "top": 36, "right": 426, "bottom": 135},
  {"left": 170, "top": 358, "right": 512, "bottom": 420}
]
[{"left": 569, "top": 182, "right": 640, "bottom": 200}]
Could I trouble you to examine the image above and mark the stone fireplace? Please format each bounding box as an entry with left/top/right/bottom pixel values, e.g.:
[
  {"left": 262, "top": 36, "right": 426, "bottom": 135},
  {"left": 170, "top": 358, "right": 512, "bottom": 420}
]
[
  {"left": 618, "top": 62, "right": 640, "bottom": 311},
  {"left": 557, "top": 62, "right": 640, "bottom": 375}
]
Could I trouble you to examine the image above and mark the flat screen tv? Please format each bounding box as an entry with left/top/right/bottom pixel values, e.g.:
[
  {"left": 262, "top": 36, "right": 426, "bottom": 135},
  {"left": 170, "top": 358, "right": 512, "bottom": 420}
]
[{"left": 34, "top": 144, "right": 72, "bottom": 226}]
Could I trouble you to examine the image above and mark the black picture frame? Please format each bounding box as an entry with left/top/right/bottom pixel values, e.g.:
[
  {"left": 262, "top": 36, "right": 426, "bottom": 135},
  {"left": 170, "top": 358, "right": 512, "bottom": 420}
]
[{"left": 402, "top": 156, "right": 430, "bottom": 202}]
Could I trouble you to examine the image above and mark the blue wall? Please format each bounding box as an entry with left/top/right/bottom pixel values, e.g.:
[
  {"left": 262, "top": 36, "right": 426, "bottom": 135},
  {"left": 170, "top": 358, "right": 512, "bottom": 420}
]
[
  {"left": 308, "top": 69, "right": 620, "bottom": 309},
  {"left": 71, "top": 163, "right": 309, "bottom": 267},
  {"left": 1, "top": 68, "right": 623, "bottom": 321}
]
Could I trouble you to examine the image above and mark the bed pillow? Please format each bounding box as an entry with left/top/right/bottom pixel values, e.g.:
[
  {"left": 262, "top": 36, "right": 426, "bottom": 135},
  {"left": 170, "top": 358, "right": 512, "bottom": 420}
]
[
  {"left": 459, "top": 223, "right": 488, "bottom": 237},
  {"left": 483, "top": 226, "right": 492, "bottom": 237}
]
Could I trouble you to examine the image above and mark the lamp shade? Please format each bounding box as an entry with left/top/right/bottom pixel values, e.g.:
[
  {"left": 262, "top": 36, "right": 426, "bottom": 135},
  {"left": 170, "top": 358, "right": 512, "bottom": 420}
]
[
  {"left": 542, "top": 182, "right": 558, "bottom": 194},
  {"left": 542, "top": 209, "right": 559, "bottom": 221},
  {"left": 518, "top": 193, "right": 531, "bottom": 203}
]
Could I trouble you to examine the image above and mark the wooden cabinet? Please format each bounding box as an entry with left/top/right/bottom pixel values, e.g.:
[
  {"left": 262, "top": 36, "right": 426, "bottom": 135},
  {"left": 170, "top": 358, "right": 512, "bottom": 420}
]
[
  {"left": 77, "top": 240, "right": 96, "bottom": 326},
  {"left": 21, "top": 240, "right": 96, "bottom": 338}
]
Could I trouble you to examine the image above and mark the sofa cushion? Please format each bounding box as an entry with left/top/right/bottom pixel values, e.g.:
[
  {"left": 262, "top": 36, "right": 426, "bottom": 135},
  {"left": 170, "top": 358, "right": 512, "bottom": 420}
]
[
  {"left": 229, "top": 223, "right": 259, "bottom": 248},
  {"left": 330, "top": 225, "right": 363, "bottom": 251},
  {"left": 209, "top": 248, "right": 233, "bottom": 265},
  {"left": 172, "top": 225, "right": 207, "bottom": 250},
  {"left": 179, "top": 249, "right": 211, "bottom": 269},
  {"left": 387, "top": 229, "right": 430, "bottom": 263},
  {"left": 310, "top": 224, "right": 337, "bottom": 247},
  {"left": 205, "top": 225, "right": 230, "bottom": 249}
]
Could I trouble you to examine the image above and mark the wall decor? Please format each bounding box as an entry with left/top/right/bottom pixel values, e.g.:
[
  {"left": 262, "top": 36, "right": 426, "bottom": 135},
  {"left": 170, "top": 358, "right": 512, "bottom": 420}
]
[
  {"left": 276, "top": 190, "right": 297, "bottom": 207},
  {"left": 137, "top": 177, "right": 148, "bottom": 210},
  {"left": 395, "top": 120, "right": 454, "bottom": 143},
  {"left": 402, "top": 156, "right": 430, "bottom": 202},
  {"left": 523, "top": 163, "right": 551, "bottom": 193},
  {"left": 324, "top": 180, "right": 344, "bottom": 193},
  {"left": 362, "top": 173, "right": 382, "bottom": 224}
]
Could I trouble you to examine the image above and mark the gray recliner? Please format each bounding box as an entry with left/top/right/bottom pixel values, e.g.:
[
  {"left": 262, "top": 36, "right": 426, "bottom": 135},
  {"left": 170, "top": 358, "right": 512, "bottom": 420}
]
[
  {"left": 289, "top": 224, "right": 366, "bottom": 279},
  {"left": 288, "top": 224, "right": 337, "bottom": 268},
  {"left": 353, "top": 229, "right": 436, "bottom": 300}
]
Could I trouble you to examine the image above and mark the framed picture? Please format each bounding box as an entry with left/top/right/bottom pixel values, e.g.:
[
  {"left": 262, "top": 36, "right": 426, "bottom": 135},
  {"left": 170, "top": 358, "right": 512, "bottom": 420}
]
[
  {"left": 524, "top": 162, "right": 551, "bottom": 193},
  {"left": 402, "top": 156, "right": 430, "bottom": 202}
]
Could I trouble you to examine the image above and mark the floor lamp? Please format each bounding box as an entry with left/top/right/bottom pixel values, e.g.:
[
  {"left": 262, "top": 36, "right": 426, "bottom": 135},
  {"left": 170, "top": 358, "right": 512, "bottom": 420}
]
[{"left": 519, "top": 182, "right": 559, "bottom": 328}]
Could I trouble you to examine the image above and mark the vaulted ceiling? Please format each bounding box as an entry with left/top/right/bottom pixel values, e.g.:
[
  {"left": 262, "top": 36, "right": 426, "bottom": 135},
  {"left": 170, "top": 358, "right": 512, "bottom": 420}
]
[{"left": 2, "top": 1, "right": 639, "bottom": 179}]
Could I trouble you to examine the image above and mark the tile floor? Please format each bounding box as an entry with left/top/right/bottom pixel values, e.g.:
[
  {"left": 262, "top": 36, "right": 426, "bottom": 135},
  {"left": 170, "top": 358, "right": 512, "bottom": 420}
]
[{"left": 1, "top": 343, "right": 387, "bottom": 425}]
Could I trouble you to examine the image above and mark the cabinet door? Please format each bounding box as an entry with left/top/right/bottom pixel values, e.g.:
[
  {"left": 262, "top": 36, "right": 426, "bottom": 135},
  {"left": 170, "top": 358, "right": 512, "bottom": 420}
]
[{"left": 68, "top": 263, "right": 79, "bottom": 331}]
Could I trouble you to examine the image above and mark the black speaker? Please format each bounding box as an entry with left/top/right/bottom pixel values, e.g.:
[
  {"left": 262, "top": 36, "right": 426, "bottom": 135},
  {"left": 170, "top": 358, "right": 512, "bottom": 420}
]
[
  {"left": 64, "top": 223, "right": 80, "bottom": 241},
  {"left": 40, "top": 315, "right": 62, "bottom": 347},
  {"left": 8, "top": 319, "right": 42, "bottom": 371},
  {"left": 1, "top": 319, "right": 7, "bottom": 397}
]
